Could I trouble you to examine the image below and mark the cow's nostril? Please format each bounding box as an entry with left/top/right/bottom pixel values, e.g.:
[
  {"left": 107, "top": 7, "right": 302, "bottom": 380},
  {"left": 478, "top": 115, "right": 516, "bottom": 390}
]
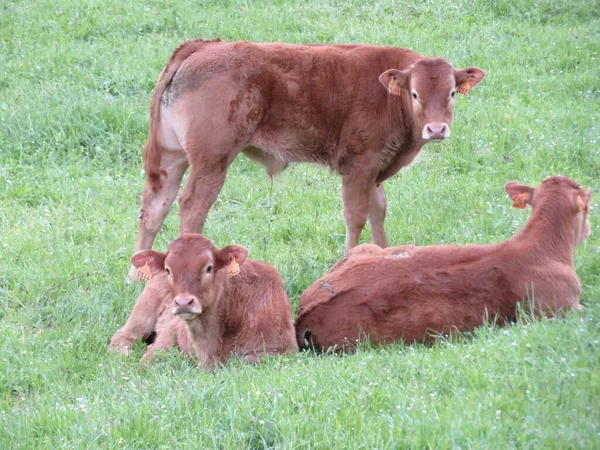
[
  {"left": 427, "top": 125, "right": 434, "bottom": 134},
  {"left": 175, "top": 297, "right": 193, "bottom": 306},
  {"left": 440, "top": 125, "right": 447, "bottom": 134}
]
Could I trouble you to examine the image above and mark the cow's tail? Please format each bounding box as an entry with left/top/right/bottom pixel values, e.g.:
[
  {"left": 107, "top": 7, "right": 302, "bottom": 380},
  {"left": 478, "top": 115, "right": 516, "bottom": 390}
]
[{"left": 144, "top": 38, "right": 222, "bottom": 192}]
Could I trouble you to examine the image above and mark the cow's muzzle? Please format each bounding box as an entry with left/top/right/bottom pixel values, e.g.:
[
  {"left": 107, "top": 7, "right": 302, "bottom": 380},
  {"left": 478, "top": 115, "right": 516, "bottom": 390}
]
[
  {"left": 422, "top": 122, "right": 450, "bottom": 141},
  {"left": 172, "top": 294, "right": 202, "bottom": 320}
]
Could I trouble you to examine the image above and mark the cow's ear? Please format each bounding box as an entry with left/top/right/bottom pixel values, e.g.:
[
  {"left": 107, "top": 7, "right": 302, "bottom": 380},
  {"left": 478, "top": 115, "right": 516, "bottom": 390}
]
[
  {"left": 454, "top": 67, "right": 486, "bottom": 94},
  {"left": 505, "top": 182, "right": 535, "bottom": 209},
  {"left": 578, "top": 188, "right": 592, "bottom": 213},
  {"left": 379, "top": 69, "right": 410, "bottom": 96},
  {"left": 578, "top": 188, "right": 592, "bottom": 205},
  {"left": 131, "top": 250, "right": 166, "bottom": 277},
  {"left": 215, "top": 245, "right": 249, "bottom": 271}
]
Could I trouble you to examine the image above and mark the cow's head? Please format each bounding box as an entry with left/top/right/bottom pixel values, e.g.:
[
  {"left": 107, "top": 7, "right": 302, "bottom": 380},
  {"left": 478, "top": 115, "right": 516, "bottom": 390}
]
[
  {"left": 505, "top": 176, "right": 592, "bottom": 247},
  {"left": 379, "top": 58, "right": 485, "bottom": 142},
  {"left": 131, "top": 234, "right": 249, "bottom": 321}
]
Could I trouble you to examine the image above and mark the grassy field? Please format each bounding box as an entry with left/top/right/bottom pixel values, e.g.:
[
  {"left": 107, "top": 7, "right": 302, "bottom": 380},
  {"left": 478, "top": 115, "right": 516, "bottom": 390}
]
[{"left": 1, "top": 0, "right": 599, "bottom": 448}]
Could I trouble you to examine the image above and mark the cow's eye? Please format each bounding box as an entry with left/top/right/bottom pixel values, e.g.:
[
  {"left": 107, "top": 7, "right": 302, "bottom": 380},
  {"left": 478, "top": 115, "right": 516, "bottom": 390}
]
[
  {"left": 451, "top": 90, "right": 456, "bottom": 98},
  {"left": 412, "top": 92, "right": 418, "bottom": 100},
  {"left": 206, "top": 265, "right": 212, "bottom": 274},
  {"left": 165, "top": 267, "right": 171, "bottom": 276}
]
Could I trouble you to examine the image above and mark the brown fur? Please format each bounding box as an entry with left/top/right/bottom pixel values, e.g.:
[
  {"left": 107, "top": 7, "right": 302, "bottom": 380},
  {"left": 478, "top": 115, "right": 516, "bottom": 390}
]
[
  {"left": 112, "top": 234, "right": 297, "bottom": 369},
  {"left": 131, "top": 39, "right": 485, "bottom": 280},
  {"left": 295, "top": 176, "right": 592, "bottom": 352},
  {"left": 143, "top": 38, "right": 222, "bottom": 191}
]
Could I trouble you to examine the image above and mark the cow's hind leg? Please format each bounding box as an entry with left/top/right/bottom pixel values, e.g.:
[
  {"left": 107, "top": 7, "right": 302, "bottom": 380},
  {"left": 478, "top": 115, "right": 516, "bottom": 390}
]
[
  {"left": 179, "top": 151, "right": 240, "bottom": 235},
  {"left": 368, "top": 183, "right": 389, "bottom": 248},
  {"left": 129, "top": 150, "right": 188, "bottom": 282}
]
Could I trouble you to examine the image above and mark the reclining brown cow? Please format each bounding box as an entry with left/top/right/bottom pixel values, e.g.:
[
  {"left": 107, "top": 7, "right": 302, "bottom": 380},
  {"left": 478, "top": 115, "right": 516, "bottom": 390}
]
[
  {"left": 130, "top": 38, "right": 485, "bottom": 280},
  {"left": 110, "top": 234, "right": 298, "bottom": 368},
  {"left": 295, "top": 176, "right": 592, "bottom": 352}
]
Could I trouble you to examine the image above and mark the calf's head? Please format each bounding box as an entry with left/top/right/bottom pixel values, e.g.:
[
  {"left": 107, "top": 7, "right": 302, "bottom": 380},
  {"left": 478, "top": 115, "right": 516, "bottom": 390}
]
[
  {"left": 379, "top": 58, "right": 485, "bottom": 142},
  {"left": 505, "top": 176, "right": 592, "bottom": 247},
  {"left": 131, "top": 234, "right": 249, "bottom": 321}
]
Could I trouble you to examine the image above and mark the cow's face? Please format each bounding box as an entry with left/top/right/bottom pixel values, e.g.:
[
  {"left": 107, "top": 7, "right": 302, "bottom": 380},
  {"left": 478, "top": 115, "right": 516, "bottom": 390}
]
[
  {"left": 379, "top": 58, "right": 485, "bottom": 142},
  {"left": 131, "top": 234, "right": 248, "bottom": 321}
]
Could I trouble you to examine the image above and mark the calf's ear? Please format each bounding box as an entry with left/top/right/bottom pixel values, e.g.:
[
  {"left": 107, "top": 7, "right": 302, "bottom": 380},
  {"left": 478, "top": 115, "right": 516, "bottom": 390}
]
[
  {"left": 578, "top": 188, "right": 592, "bottom": 204},
  {"left": 578, "top": 188, "right": 592, "bottom": 213},
  {"left": 379, "top": 69, "right": 410, "bottom": 96},
  {"left": 504, "top": 182, "right": 535, "bottom": 209},
  {"left": 131, "top": 250, "right": 166, "bottom": 274},
  {"left": 215, "top": 245, "right": 249, "bottom": 271},
  {"left": 453, "top": 67, "right": 486, "bottom": 94}
]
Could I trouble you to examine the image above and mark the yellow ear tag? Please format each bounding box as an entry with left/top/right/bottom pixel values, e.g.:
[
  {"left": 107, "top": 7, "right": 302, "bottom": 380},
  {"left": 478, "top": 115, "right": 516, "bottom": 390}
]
[
  {"left": 456, "top": 78, "right": 471, "bottom": 95},
  {"left": 136, "top": 262, "right": 153, "bottom": 281},
  {"left": 227, "top": 258, "right": 240, "bottom": 279},
  {"left": 511, "top": 193, "right": 528, "bottom": 209},
  {"left": 388, "top": 77, "right": 402, "bottom": 96}
]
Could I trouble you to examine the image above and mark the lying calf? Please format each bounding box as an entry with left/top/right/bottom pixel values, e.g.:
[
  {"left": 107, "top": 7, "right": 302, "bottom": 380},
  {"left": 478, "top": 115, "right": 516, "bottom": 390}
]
[
  {"left": 295, "top": 176, "right": 592, "bottom": 352},
  {"left": 110, "top": 234, "right": 298, "bottom": 368}
]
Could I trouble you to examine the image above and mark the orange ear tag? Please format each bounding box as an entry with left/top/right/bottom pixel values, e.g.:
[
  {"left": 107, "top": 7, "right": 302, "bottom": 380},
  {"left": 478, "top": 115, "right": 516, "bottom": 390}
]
[
  {"left": 456, "top": 78, "right": 471, "bottom": 95},
  {"left": 388, "top": 77, "right": 402, "bottom": 96},
  {"left": 136, "top": 262, "right": 153, "bottom": 281},
  {"left": 511, "top": 193, "right": 528, "bottom": 209},
  {"left": 227, "top": 258, "right": 240, "bottom": 279}
]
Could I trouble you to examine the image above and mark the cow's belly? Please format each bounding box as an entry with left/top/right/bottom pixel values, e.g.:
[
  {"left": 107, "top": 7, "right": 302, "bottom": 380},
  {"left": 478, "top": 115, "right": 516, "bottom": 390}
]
[{"left": 249, "top": 127, "right": 338, "bottom": 166}]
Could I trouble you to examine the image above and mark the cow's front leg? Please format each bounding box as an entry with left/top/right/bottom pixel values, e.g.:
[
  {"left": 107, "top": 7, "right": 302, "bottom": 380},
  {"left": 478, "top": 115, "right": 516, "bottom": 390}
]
[
  {"left": 341, "top": 168, "right": 379, "bottom": 250},
  {"left": 141, "top": 315, "right": 184, "bottom": 363},
  {"left": 110, "top": 273, "right": 171, "bottom": 354},
  {"left": 369, "top": 183, "right": 389, "bottom": 248}
]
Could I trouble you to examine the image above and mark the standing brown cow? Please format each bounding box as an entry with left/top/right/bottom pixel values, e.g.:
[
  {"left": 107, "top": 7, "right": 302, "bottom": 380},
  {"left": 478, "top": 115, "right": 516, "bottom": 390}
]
[{"left": 132, "top": 38, "right": 485, "bottom": 279}]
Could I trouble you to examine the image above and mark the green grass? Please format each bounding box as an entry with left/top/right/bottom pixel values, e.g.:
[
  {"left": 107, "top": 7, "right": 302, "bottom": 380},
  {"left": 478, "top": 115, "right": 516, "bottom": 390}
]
[{"left": 1, "top": 0, "right": 599, "bottom": 448}]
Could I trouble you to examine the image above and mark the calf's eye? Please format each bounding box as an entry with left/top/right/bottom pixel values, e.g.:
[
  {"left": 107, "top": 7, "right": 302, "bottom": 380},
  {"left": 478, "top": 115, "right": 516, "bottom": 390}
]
[
  {"left": 206, "top": 265, "right": 212, "bottom": 274},
  {"left": 451, "top": 91, "right": 456, "bottom": 98},
  {"left": 165, "top": 267, "right": 171, "bottom": 276},
  {"left": 412, "top": 92, "right": 418, "bottom": 100}
]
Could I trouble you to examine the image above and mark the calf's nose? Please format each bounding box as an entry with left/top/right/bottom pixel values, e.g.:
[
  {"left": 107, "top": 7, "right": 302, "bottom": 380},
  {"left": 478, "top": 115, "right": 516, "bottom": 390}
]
[
  {"left": 175, "top": 296, "right": 194, "bottom": 307},
  {"left": 423, "top": 122, "right": 450, "bottom": 141}
]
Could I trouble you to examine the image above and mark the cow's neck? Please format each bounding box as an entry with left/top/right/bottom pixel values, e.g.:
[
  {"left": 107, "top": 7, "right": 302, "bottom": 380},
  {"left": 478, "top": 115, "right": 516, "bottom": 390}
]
[
  {"left": 512, "top": 201, "right": 576, "bottom": 265},
  {"left": 376, "top": 115, "right": 424, "bottom": 182}
]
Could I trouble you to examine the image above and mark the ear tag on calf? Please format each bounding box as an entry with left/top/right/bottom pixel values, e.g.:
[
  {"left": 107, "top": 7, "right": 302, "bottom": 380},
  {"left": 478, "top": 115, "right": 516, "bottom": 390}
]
[
  {"left": 388, "top": 77, "right": 402, "bottom": 96},
  {"left": 227, "top": 258, "right": 240, "bottom": 279},
  {"left": 511, "top": 193, "right": 528, "bottom": 209},
  {"left": 136, "top": 263, "right": 153, "bottom": 281},
  {"left": 456, "top": 79, "right": 471, "bottom": 95}
]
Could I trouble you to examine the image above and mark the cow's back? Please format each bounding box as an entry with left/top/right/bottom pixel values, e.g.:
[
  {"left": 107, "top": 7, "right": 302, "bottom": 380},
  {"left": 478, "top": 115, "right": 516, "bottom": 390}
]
[
  {"left": 295, "top": 249, "right": 518, "bottom": 351},
  {"left": 220, "top": 260, "right": 298, "bottom": 358}
]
